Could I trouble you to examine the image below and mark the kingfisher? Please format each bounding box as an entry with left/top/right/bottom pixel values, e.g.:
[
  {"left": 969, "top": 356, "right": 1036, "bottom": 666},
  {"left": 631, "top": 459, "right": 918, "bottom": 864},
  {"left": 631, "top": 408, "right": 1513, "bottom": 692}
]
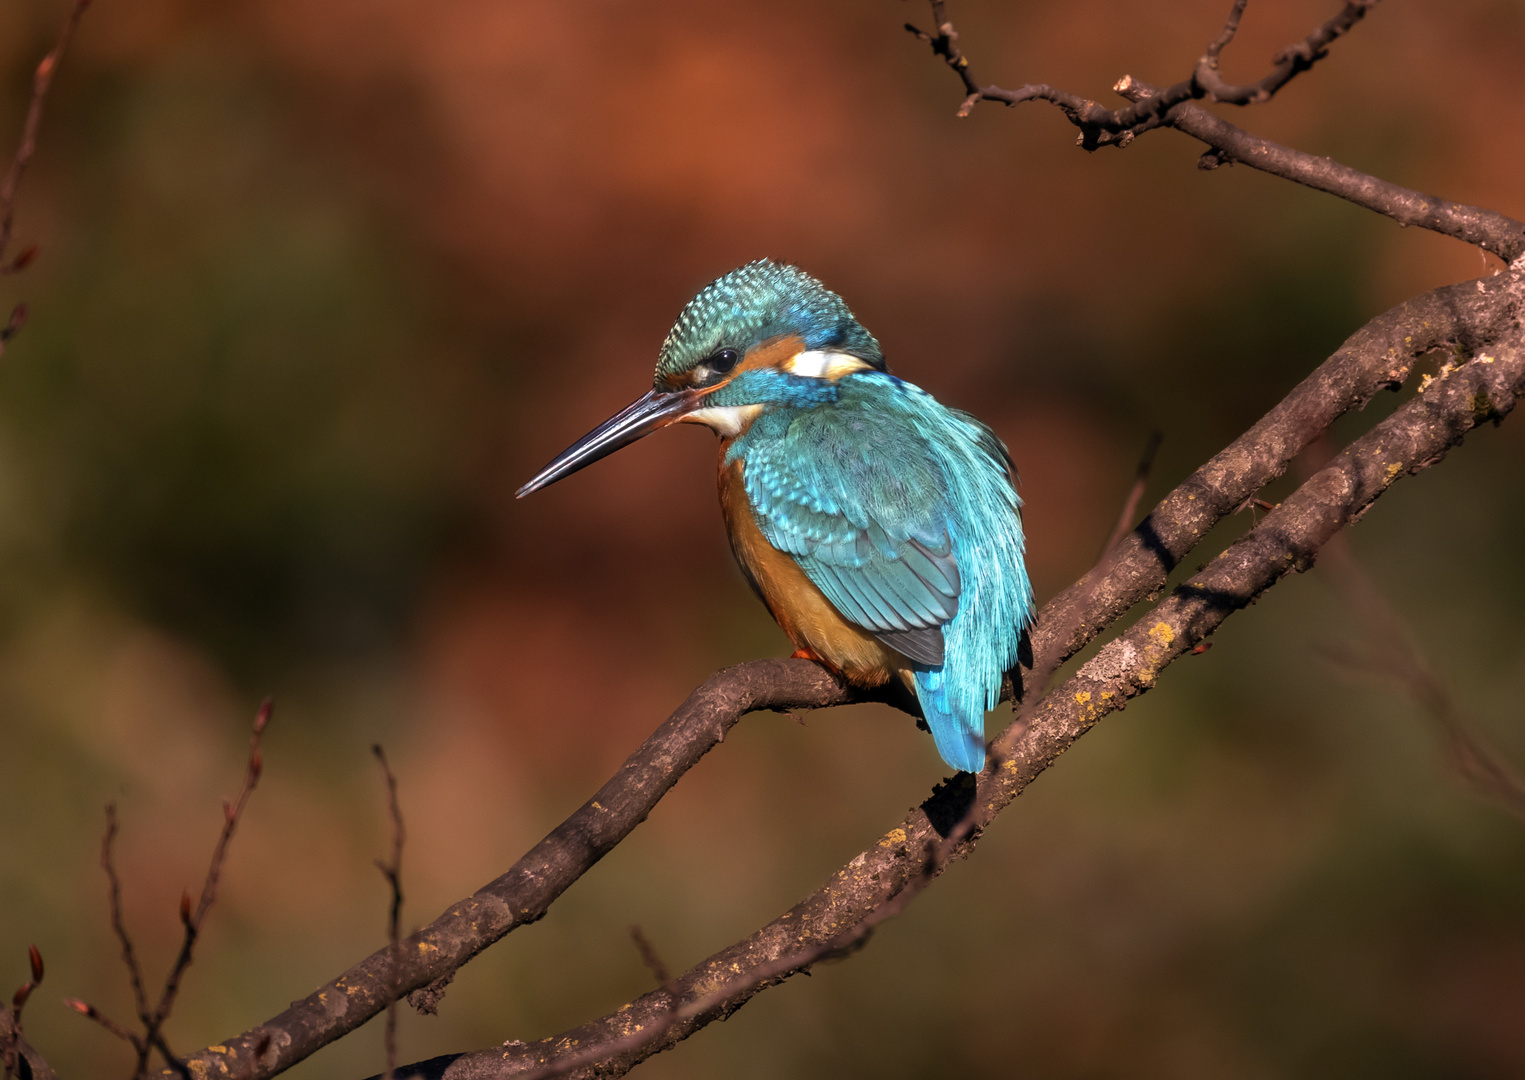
[{"left": 517, "top": 260, "right": 1032, "bottom": 773}]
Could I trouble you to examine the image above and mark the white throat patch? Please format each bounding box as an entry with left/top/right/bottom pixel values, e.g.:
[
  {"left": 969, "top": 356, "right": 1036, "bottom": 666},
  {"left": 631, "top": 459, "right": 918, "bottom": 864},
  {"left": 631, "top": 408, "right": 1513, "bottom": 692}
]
[{"left": 682, "top": 404, "right": 764, "bottom": 437}]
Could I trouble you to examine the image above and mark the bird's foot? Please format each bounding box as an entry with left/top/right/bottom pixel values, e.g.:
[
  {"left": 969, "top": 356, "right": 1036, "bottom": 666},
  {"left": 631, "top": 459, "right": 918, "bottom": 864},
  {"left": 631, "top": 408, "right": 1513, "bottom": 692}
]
[{"left": 790, "top": 647, "right": 825, "bottom": 663}]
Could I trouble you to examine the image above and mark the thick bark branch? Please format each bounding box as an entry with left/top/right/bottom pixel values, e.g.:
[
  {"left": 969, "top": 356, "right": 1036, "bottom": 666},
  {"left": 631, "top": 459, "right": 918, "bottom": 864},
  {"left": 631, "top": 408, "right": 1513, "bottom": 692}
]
[
  {"left": 408, "top": 269, "right": 1525, "bottom": 1080},
  {"left": 1034, "top": 269, "right": 1520, "bottom": 669},
  {"left": 166, "top": 664, "right": 885, "bottom": 1078},
  {"left": 168, "top": 262, "right": 1523, "bottom": 1079}
]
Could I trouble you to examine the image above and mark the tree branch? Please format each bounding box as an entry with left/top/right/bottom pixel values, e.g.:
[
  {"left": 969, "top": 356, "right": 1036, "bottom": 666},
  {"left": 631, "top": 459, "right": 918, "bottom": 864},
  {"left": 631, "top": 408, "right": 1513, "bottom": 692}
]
[
  {"left": 907, "top": 1, "right": 1525, "bottom": 262},
  {"left": 399, "top": 268, "right": 1525, "bottom": 1080},
  {"left": 1119, "top": 79, "right": 1525, "bottom": 262},
  {"left": 164, "top": 664, "right": 882, "bottom": 1078},
  {"left": 165, "top": 257, "right": 1524, "bottom": 1079}
]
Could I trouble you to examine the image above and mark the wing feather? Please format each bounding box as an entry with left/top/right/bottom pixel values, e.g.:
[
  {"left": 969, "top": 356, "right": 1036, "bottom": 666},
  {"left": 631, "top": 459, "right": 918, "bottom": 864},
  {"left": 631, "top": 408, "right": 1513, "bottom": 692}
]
[{"left": 738, "top": 399, "right": 963, "bottom": 659}]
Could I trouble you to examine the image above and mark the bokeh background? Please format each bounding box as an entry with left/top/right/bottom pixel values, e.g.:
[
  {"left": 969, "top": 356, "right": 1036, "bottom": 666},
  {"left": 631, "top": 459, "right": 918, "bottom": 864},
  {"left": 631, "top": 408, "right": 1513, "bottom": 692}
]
[{"left": 2, "top": 0, "right": 1523, "bottom": 1077}]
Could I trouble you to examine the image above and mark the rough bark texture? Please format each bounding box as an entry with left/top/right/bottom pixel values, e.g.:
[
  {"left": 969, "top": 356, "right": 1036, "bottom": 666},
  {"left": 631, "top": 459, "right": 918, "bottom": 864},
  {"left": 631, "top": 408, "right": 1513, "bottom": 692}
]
[
  {"left": 166, "top": 265, "right": 1524, "bottom": 1080},
  {"left": 407, "top": 267, "right": 1525, "bottom": 1080}
]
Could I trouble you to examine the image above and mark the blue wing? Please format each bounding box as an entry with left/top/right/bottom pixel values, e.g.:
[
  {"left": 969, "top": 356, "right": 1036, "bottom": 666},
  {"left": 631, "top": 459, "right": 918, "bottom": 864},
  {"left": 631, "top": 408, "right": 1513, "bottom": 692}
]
[
  {"left": 734, "top": 397, "right": 962, "bottom": 666},
  {"left": 727, "top": 371, "right": 1032, "bottom": 773}
]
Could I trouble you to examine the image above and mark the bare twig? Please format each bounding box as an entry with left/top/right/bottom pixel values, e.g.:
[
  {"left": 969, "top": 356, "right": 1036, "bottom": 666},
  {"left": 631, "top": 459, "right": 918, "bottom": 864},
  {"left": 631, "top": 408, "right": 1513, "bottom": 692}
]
[
  {"left": 1021, "top": 429, "right": 1165, "bottom": 740},
  {"left": 908, "top": 0, "right": 1372, "bottom": 143},
  {"left": 0, "top": 0, "right": 91, "bottom": 360},
  {"left": 907, "top": 1, "right": 1525, "bottom": 262},
  {"left": 62, "top": 996, "right": 147, "bottom": 1054},
  {"left": 85, "top": 701, "right": 272, "bottom": 1077},
  {"left": 373, "top": 745, "right": 406, "bottom": 1080},
  {"left": 626, "top": 928, "right": 671, "bottom": 990},
  {"left": 1099, "top": 431, "right": 1163, "bottom": 561},
  {"left": 138, "top": 699, "right": 270, "bottom": 1076},
  {"left": 102, "top": 805, "right": 153, "bottom": 1030},
  {"left": 1, "top": 946, "right": 44, "bottom": 1079},
  {"left": 0, "top": 0, "right": 89, "bottom": 265},
  {"left": 1193, "top": 0, "right": 1375, "bottom": 107}
]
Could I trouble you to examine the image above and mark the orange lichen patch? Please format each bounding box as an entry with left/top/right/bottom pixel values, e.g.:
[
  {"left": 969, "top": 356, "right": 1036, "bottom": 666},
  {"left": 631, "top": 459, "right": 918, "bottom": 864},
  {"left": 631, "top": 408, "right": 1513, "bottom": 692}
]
[{"left": 718, "top": 457, "right": 904, "bottom": 686}]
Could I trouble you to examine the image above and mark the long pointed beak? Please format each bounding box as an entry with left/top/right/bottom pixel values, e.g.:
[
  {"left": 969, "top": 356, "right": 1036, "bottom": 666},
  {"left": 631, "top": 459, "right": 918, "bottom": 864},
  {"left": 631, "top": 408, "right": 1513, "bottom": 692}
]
[{"left": 516, "top": 387, "right": 694, "bottom": 498}]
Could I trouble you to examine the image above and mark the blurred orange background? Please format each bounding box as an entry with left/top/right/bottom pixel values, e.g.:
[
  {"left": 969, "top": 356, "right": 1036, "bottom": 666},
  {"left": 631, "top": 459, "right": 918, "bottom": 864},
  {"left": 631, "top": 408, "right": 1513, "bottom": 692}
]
[{"left": 2, "top": 1, "right": 1523, "bottom": 1077}]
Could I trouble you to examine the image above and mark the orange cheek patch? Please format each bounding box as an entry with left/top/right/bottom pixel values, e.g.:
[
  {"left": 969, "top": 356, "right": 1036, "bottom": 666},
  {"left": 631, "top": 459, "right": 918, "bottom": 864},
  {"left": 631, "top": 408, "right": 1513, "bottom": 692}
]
[{"left": 738, "top": 334, "right": 807, "bottom": 375}]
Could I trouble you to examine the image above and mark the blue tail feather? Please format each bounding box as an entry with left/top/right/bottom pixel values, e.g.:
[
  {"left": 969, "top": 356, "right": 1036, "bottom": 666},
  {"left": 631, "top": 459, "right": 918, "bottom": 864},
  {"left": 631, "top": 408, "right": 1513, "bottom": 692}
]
[{"left": 912, "top": 667, "right": 985, "bottom": 773}]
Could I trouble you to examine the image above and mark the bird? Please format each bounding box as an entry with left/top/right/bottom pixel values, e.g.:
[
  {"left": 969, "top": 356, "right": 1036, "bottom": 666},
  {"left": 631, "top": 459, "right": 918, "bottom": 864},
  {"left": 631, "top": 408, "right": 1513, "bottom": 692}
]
[{"left": 517, "top": 259, "right": 1032, "bottom": 773}]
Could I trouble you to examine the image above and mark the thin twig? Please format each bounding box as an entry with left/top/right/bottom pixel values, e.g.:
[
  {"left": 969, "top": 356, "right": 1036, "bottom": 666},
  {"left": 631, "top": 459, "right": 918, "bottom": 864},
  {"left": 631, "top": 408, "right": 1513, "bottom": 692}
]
[
  {"left": 92, "top": 700, "right": 272, "bottom": 1078},
  {"left": 0, "top": 0, "right": 91, "bottom": 360},
  {"left": 1193, "top": 0, "right": 1376, "bottom": 107},
  {"left": 907, "top": 1, "right": 1525, "bottom": 261},
  {"left": 1099, "top": 431, "right": 1163, "bottom": 561},
  {"left": 62, "top": 997, "right": 147, "bottom": 1054},
  {"left": 908, "top": 0, "right": 1372, "bottom": 144},
  {"left": 1018, "top": 429, "right": 1167, "bottom": 747},
  {"left": 1, "top": 946, "right": 44, "bottom": 1079},
  {"left": 137, "top": 699, "right": 270, "bottom": 1077},
  {"left": 626, "top": 928, "right": 670, "bottom": 990},
  {"left": 372, "top": 746, "right": 406, "bottom": 1080},
  {"left": 102, "top": 805, "right": 152, "bottom": 1028},
  {"left": 0, "top": 0, "right": 90, "bottom": 265}
]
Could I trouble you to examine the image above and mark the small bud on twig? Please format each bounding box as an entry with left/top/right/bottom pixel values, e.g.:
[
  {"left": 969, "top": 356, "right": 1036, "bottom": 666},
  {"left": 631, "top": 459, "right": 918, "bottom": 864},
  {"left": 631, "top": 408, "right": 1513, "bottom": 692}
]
[{"left": 27, "top": 944, "right": 42, "bottom": 984}]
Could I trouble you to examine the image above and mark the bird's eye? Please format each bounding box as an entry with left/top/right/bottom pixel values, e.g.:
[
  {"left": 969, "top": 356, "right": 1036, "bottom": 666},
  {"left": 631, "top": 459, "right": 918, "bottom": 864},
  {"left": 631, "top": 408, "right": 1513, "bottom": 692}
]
[{"left": 709, "top": 348, "right": 740, "bottom": 375}]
